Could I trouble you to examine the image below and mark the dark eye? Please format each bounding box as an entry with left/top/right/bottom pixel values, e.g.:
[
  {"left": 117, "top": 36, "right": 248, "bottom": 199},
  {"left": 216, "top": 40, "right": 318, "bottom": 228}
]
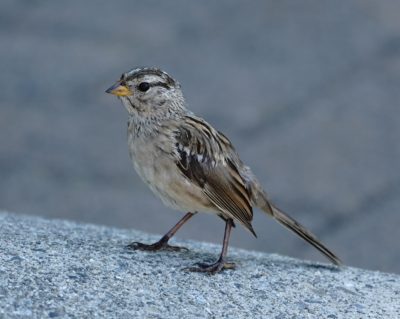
[{"left": 138, "top": 82, "right": 150, "bottom": 92}]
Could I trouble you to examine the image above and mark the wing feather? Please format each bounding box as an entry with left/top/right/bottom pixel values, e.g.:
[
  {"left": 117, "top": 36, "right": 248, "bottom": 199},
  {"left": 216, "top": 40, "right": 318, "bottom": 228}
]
[{"left": 174, "top": 116, "right": 256, "bottom": 236}]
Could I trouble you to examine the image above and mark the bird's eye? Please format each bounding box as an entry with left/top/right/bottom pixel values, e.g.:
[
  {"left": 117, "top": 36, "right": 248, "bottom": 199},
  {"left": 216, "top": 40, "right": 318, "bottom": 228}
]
[{"left": 138, "top": 82, "right": 150, "bottom": 92}]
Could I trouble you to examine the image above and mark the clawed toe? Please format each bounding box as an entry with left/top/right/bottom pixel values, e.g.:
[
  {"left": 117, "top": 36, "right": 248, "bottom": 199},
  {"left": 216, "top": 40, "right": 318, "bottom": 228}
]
[
  {"left": 162, "top": 244, "right": 189, "bottom": 252},
  {"left": 126, "top": 242, "right": 146, "bottom": 250},
  {"left": 126, "top": 241, "right": 188, "bottom": 252},
  {"left": 126, "top": 241, "right": 156, "bottom": 251},
  {"left": 185, "top": 260, "right": 236, "bottom": 274}
]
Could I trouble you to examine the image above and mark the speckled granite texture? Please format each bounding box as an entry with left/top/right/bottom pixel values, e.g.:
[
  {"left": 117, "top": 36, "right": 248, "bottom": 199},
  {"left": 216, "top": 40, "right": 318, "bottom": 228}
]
[{"left": 1, "top": 212, "right": 399, "bottom": 318}]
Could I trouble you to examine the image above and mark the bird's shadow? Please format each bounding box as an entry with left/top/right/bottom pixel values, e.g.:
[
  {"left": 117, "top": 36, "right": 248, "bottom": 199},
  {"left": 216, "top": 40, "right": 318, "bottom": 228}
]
[{"left": 121, "top": 241, "right": 342, "bottom": 274}]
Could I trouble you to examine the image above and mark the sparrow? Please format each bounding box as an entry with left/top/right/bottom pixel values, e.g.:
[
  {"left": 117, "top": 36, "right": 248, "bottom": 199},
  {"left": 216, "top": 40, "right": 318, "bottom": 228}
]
[{"left": 106, "top": 67, "right": 341, "bottom": 274}]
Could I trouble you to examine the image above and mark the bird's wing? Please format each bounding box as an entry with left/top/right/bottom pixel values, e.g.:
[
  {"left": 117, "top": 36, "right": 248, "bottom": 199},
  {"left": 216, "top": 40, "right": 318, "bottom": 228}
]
[{"left": 173, "top": 115, "right": 256, "bottom": 236}]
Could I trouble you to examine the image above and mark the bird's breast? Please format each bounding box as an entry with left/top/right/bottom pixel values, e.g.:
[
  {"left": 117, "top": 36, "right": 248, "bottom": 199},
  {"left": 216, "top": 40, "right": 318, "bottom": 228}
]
[{"left": 127, "top": 132, "right": 214, "bottom": 212}]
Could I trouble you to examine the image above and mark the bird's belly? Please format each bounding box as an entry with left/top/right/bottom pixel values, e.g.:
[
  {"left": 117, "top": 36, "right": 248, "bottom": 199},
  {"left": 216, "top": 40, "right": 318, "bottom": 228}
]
[{"left": 129, "top": 141, "right": 213, "bottom": 212}]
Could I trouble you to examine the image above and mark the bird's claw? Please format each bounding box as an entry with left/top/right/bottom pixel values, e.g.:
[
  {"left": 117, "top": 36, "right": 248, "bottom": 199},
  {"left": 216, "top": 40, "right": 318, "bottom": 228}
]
[
  {"left": 127, "top": 241, "right": 188, "bottom": 252},
  {"left": 184, "top": 260, "right": 236, "bottom": 274}
]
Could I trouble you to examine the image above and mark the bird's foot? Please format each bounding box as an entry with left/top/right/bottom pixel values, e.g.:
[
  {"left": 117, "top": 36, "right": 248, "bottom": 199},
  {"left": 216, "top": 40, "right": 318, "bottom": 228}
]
[
  {"left": 185, "top": 260, "right": 236, "bottom": 274},
  {"left": 127, "top": 241, "right": 188, "bottom": 252}
]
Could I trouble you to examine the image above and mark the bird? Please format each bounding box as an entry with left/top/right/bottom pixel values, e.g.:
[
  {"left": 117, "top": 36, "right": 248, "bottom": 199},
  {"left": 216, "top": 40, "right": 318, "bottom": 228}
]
[{"left": 105, "top": 67, "right": 342, "bottom": 274}]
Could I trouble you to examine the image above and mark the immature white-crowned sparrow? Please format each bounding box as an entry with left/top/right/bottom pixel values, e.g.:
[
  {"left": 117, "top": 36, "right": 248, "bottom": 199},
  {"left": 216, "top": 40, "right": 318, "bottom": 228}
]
[{"left": 106, "top": 67, "right": 341, "bottom": 274}]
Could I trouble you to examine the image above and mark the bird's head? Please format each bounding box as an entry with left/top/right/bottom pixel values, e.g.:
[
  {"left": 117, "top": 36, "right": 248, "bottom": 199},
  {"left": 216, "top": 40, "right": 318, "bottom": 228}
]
[{"left": 106, "top": 67, "right": 186, "bottom": 120}]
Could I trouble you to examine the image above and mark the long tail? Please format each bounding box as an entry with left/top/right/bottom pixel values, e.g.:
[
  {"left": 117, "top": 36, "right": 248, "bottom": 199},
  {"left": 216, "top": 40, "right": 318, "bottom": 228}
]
[{"left": 259, "top": 197, "right": 342, "bottom": 265}]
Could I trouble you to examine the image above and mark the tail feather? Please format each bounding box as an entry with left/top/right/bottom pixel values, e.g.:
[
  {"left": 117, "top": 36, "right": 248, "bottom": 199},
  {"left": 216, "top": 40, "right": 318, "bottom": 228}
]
[{"left": 260, "top": 199, "right": 342, "bottom": 265}]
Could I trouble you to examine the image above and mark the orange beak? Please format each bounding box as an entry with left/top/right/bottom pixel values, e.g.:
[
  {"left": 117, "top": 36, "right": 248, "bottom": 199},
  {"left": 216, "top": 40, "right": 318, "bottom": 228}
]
[{"left": 105, "top": 82, "right": 132, "bottom": 96}]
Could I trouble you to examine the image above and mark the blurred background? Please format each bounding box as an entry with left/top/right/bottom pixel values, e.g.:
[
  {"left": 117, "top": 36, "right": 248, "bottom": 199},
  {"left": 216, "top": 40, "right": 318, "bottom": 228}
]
[{"left": 1, "top": 0, "right": 399, "bottom": 273}]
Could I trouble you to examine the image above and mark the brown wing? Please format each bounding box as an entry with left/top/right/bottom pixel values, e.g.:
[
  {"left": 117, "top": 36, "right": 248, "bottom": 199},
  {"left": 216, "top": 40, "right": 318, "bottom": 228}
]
[{"left": 174, "top": 116, "right": 256, "bottom": 236}]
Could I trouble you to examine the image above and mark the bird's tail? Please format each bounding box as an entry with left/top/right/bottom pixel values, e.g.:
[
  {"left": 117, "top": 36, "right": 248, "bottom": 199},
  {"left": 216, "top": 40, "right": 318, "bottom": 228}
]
[{"left": 258, "top": 196, "right": 342, "bottom": 265}]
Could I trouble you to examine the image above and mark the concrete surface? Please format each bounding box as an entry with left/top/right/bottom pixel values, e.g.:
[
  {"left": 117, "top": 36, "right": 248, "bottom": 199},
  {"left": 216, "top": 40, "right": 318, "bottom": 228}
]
[
  {"left": 1, "top": 212, "right": 399, "bottom": 319},
  {"left": 1, "top": 1, "right": 400, "bottom": 274}
]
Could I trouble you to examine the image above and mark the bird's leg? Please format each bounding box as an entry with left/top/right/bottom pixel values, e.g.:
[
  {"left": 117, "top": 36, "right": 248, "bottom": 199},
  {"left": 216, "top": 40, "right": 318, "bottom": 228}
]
[
  {"left": 187, "top": 218, "right": 235, "bottom": 274},
  {"left": 127, "top": 212, "right": 196, "bottom": 252}
]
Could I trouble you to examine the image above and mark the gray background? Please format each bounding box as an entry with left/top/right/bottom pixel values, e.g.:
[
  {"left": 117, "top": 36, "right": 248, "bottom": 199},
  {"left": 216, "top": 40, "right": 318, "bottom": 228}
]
[{"left": 1, "top": 0, "right": 399, "bottom": 273}]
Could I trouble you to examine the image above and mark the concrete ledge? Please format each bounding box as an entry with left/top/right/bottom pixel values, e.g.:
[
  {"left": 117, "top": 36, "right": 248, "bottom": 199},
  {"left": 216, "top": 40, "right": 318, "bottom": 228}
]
[{"left": 0, "top": 212, "right": 399, "bottom": 318}]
